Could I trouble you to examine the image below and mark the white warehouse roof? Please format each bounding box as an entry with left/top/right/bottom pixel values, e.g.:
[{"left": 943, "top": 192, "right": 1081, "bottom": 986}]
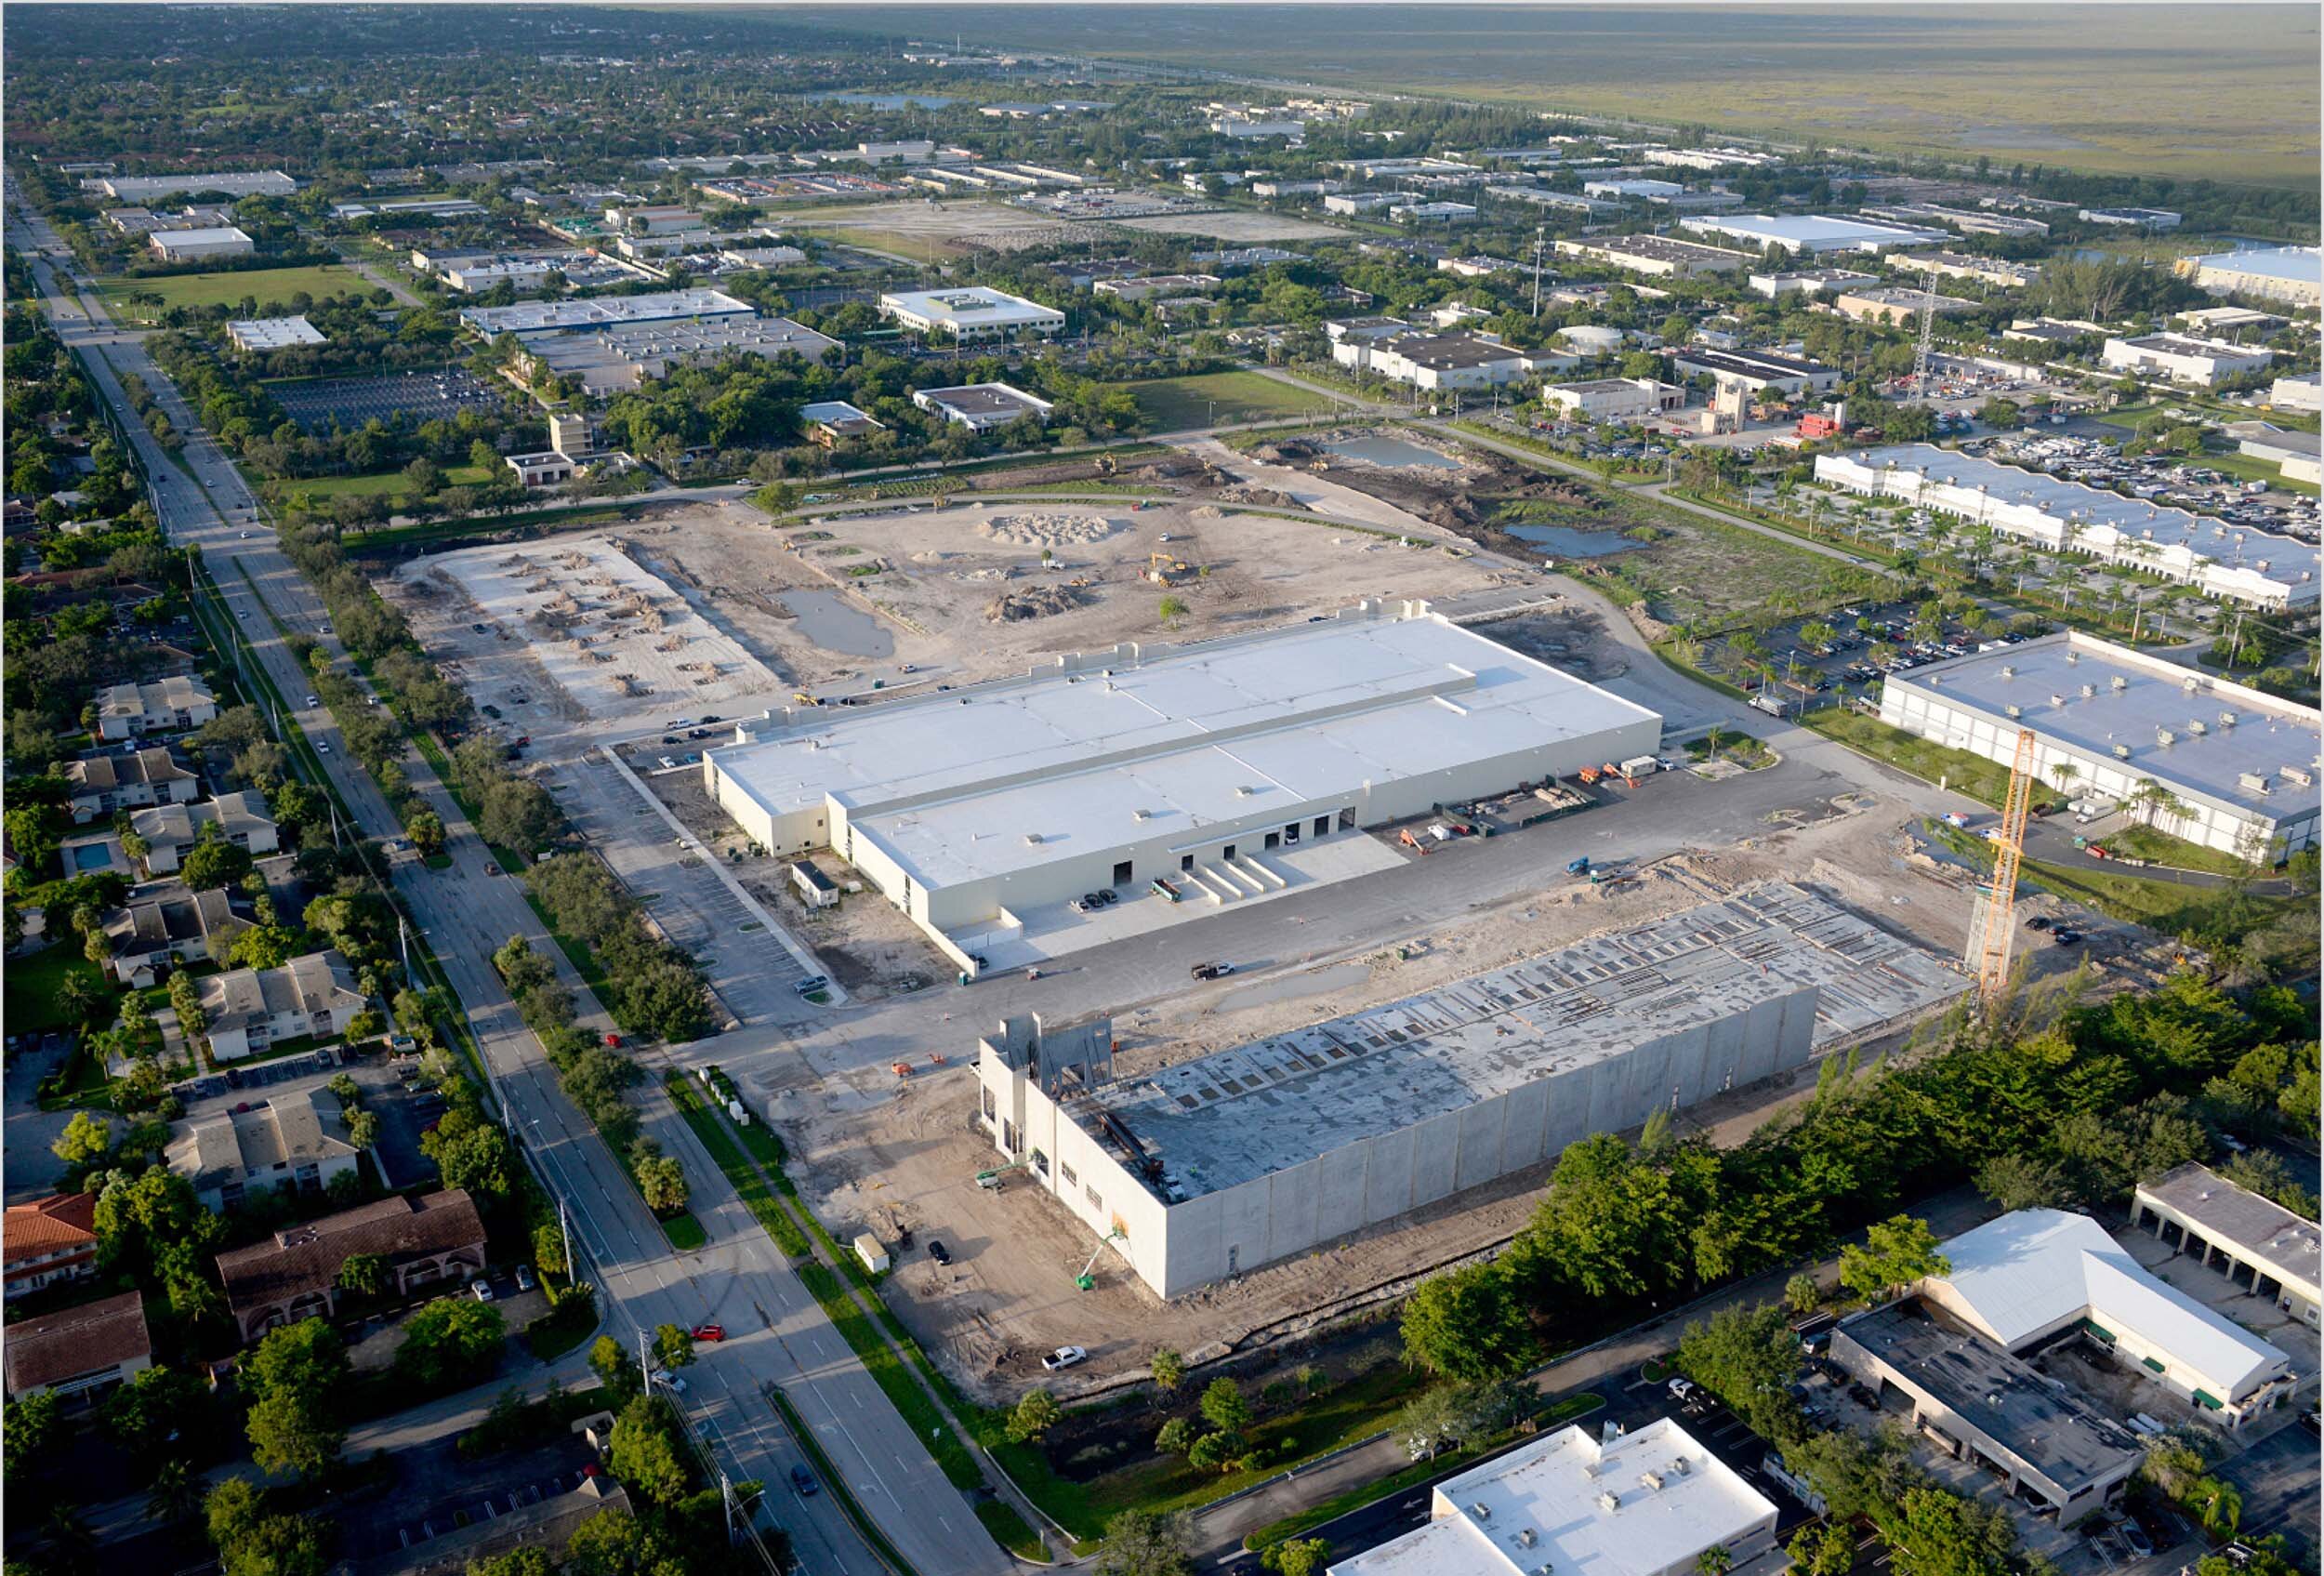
[
  {"left": 878, "top": 285, "right": 1064, "bottom": 332},
  {"left": 1929, "top": 1210, "right": 2291, "bottom": 1397},
  {"left": 1330, "top": 1417, "right": 1776, "bottom": 1576},
  {"left": 711, "top": 605, "right": 1657, "bottom": 898},
  {"left": 1682, "top": 213, "right": 1948, "bottom": 253}
]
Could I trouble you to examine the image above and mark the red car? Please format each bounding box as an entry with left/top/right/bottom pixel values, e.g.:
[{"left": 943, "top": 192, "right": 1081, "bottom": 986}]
[
  {"left": 690, "top": 1324, "right": 726, "bottom": 1343},
  {"left": 602, "top": 1033, "right": 623, "bottom": 1049}
]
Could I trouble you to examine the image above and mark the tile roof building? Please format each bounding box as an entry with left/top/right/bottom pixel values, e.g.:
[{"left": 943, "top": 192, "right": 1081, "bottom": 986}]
[
  {"left": 65, "top": 747, "right": 200, "bottom": 822},
  {"left": 130, "top": 789, "right": 279, "bottom": 875},
  {"left": 97, "top": 675, "right": 216, "bottom": 741},
  {"left": 3, "top": 1194, "right": 100, "bottom": 1301},
  {"left": 3, "top": 1291, "right": 152, "bottom": 1400},
  {"left": 216, "top": 1191, "right": 487, "bottom": 1344},
  {"left": 101, "top": 885, "right": 251, "bottom": 987}
]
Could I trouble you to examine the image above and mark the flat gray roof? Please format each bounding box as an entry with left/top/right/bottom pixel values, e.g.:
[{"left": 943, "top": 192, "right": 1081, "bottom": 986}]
[
  {"left": 458, "top": 289, "right": 753, "bottom": 338},
  {"left": 1840, "top": 1303, "right": 2141, "bottom": 1494},
  {"left": 1850, "top": 444, "right": 2314, "bottom": 587},
  {"left": 2139, "top": 1163, "right": 2321, "bottom": 1293},
  {"left": 1886, "top": 631, "right": 2320, "bottom": 817},
  {"left": 1086, "top": 883, "right": 1967, "bottom": 1199}
]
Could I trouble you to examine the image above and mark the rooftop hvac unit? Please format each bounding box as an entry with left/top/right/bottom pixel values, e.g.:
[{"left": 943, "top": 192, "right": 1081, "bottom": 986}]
[
  {"left": 2183, "top": 675, "right": 2201, "bottom": 692},
  {"left": 2188, "top": 721, "right": 2207, "bottom": 735},
  {"left": 1596, "top": 1491, "right": 1620, "bottom": 1513},
  {"left": 2114, "top": 744, "right": 2133, "bottom": 759},
  {"left": 1235, "top": 786, "right": 1256, "bottom": 798},
  {"left": 2157, "top": 729, "right": 2175, "bottom": 747},
  {"left": 2005, "top": 705, "right": 2023, "bottom": 720},
  {"left": 2081, "top": 684, "right": 2097, "bottom": 699},
  {"left": 1023, "top": 832, "right": 1044, "bottom": 845},
  {"left": 2000, "top": 665, "right": 2015, "bottom": 679},
  {"left": 1640, "top": 1471, "right": 1666, "bottom": 1490},
  {"left": 1670, "top": 1456, "right": 1691, "bottom": 1476},
  {"left": 2282, "top": 764, "right": 2315, "bottom": 787},
  {"left": 1514, "top": 1529, "right": 1538, "bottom": 1549},
  {"left": 2110, "top": 676, "right": 2129, "bottom": 691},
  {"left": 1471, "top": 1503, "right": 1493, "bottom": 1520},
  {"left": 2066, "top": 650, "right": 2080, "bottom": 665},
  {"left": 2051, "top": 695, "right": 2067, "bottom": 708},
  {"left": 2220, "top": 710, "right": 2239, "bottom": 727},
  {"left": 2239, "top": 772, "right": 2273, "bottom": 796}
]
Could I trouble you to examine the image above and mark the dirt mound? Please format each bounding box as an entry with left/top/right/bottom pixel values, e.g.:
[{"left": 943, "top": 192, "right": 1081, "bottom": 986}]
[
  {"left": 1219, "top": 485, "right": 1299, "bottom": 510},
  {"left": 978, "top": 511, "right": 1116, "bottom": 550},
  {"left": 986, "top": 584, "right": 1091, "bottom": 622}
]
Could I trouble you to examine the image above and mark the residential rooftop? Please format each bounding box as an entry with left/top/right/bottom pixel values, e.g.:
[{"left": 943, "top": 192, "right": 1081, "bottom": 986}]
[{"left": 1077, "top": 883, "right": 1967, "bottom": 1202}]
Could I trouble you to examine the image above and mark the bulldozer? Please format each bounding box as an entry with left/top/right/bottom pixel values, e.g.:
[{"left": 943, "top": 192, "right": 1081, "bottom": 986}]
[{"left": 1147, "top": 552, "right": 1193, "bottom": 586}]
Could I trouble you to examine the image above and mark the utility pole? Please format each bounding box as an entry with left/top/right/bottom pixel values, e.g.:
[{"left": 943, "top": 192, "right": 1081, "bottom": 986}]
[
  {"left": 639, "top": 1329, "right": 654, "bottom": 1390},
  {"left": 1532, "top": 226, "right": 1545, "bottom": 318},
  {"left": 560, "top": 1194, "right": 574, "bottom": 1278}
]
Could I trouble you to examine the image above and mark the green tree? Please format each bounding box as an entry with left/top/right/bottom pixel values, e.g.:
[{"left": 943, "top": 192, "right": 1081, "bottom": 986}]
[
  {"left": 1263, "top": 1538, "right": 1330, "bottom": 1576},
  {"left": 144, "top": 1458, "right": 205, "bottom": 1525},
  {"left": 589, "top": 1335, "right": 641, "bottom": 1404},
  {"left": 336, "top": 1252, "right": 390, "bottom": 1297},
  {"left": 1784, "top": 1273, "right": 1820, "bottom": 1315},
  {"left": 1839, "top": 1215, "right": 1950, "bottom": 1304},
  {"left": 99, "top": 1365, "right": 209, "bottom": 1471},
  {"left": 1697, "top": 1546, "right": 1734, "bottom": 1576},
  {"left": 1149, "top": 1347, "right": 1184, "bottom": 1395},
  {"left": 532, "top": 1216, "right": 569, "bottom": 1278},
  {"left": 1974, "top": 1152, "right": 2066, "bottom": 1212},
  {"left": 1094, "top": 1508, "right": 1195, "bottom": 1576},
  {"left": 4, "top": 1392, "right": 61, "bottom": 1478},
  {"left": 652, "top": 1324, "right": 694, "bottom": 1371},
  {"left": 1155, "top": 1417, "right": 1195, "bottom": 1455},
  {"left": 1007, "top": 1387, "right": 1061, "bottom": 1443},
  {"left": 243, "top": 1319, "right": 350, "bottom": 1477},
  {"left": 205, "top": 1477, "right": 328, "bottom": 1576},
  {"left": 1676, "top": 1304, "right": 1803, "bottom": 1444},
  {"left": 1157, "top": 593, "right": 1189, "bottom": 626},
  {"left": 346, "top": 1108, "right": 380, "bottom": 1150},
  {"left": 1198, "top": 1377, "right": 1250, "bottom": 1437},
  {"left": 1400, "top": 1263, "right": 1536, "bottom": 1381},
  {"left": 52, "top": 1109, "right": 113, "bottom": 1169},
  {"left": 394, "top": 1297, "right": 507, "bottom": 1391},
  {"left": 606, "top": 1397, "right": 690, "bottom": 1504},
  {"left": 633, "top": 1153, "right": 688, "bottom": 1214},
  {"left": 419, "top": 1106, "right": 516, "bottom": 1199},
  {"left": 1789, "top": 1523, "right": 1856, "bottom": 1576},
  {"left": 179, "top": 835, "right": 254, "bottom": 892}
]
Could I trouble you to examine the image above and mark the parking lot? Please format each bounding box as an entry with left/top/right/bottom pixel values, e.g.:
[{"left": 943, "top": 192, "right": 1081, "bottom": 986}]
[
  {"left": 267, "top": 367, "right": 508, "bottom": 433},
  {"left": 1693, "top": 594, "right": 2034, "bottom": 708},
  {"left": 545, "top": 752, "right": 824, "bottom": 1030}
]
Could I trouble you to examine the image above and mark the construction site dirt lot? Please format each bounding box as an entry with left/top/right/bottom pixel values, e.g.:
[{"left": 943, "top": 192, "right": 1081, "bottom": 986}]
[
  {"left": 660, "top": 494, "right": 1514, "bottom": 693},
  {"left": 779, "top": 793, "right": 2176, "bottom": 1405},
  {"left": 1114, "top": 209, "right": 1356, "bottom": 242},
  {"left": 759, "top": 199, "right": 1081, "bottom": 254},
  {"left": 383, "top": 528, "right": 794, "bottom": 754}
]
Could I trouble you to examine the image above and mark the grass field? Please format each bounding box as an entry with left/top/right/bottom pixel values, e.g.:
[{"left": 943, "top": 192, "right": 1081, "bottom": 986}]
[
  {"left": 284, "top": 464, "right": 495, "bottom": 500},
  {"left": 1806, "top": 708, "right": 2062, "bottom": 812},
  {"left": 822, "top": 7, "right": 2324, "bottom": 187},
  {"left": 3, "top": 946, "right": 112, "bottom": 1036},
  {"left": 1128, "top": 370, "right": 1336, "bottom": 431},
  {"left": 99, "top": 263, "right": 368, "bottom": 322}
]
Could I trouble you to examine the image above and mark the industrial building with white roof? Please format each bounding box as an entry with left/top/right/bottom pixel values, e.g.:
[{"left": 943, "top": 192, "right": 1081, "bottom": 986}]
[
  {"left": 705, "top": 603, "right": 1660, "bottom": 971},
  {"left": 1816, "top": 444, "right": 2319, "bottom": 609},
  {"left": 1327, "top": 1417, "right": 1777, "bottom": 1576},
  {"left": 456, "top": 288, "right": 754, "bottom": 339},
  {"left": 2133, "top": 1162, "right": 2322, "bottom": 1330},
  {"left": 1914, "top": 1209, "right": 2296, "bottom": 1425},
  {"left": 1679, "top": 213, "right": 1949, "bottom": 254},
  {"left": 1874, "top": 630, "right": 2320, "bottom": 858},
  {"left": 973, "top": 882, "right": 1968, "bottom": 1297},
  {"left": 877, "top": 285, "right": 1065, "bottom": 340}
]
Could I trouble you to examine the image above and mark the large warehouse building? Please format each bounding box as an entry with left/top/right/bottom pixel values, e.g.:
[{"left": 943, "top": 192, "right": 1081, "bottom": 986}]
[
  {"left": 1816, "top": 444, "right": 2318, "bottom": 609},
  {"left": 1327, "top": 1417, "right": 1777, "bottom": 1576},
  {"left": 877, "top": 285, "right": 1064, "bottom": 341},
  {"left": 972, "top": 883, "right": 1969, "bottom": 1298},
  {"left": 705, "top": 603, "right": 1660, "bottom": 971},
  {"left": 1877, "top": 631, "right": 2320, "bottom": 858},
  {"left": 2179, "top": 245, "right": 2323, "bottom": 309}
]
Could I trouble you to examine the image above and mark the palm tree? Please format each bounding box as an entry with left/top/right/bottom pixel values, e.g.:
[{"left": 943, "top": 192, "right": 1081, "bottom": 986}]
[
  {"left": 145, "top": 1460, "right": 205, "bottom": 1526},
  {"left": 2049, "top": 762, "right": 2080, "bottom": 796}
]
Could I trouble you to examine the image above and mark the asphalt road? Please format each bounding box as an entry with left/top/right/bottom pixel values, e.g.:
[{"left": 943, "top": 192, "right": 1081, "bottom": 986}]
[{"left": 6, "top": 174, "right": 1010, "bottom": 1576}]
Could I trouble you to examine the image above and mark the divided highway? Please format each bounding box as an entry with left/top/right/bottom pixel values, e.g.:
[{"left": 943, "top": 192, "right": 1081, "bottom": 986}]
[{"left": 6, "top": 175, "right": 1009, "bottom": 1576}]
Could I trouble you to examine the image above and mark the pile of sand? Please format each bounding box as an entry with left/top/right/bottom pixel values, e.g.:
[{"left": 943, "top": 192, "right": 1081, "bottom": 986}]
[
  {"left": 986, "top": 585, "right": 1091, "bottom": 623},
  {"left": 978, "top": 511, "right": 1116, "bottom": 549}
]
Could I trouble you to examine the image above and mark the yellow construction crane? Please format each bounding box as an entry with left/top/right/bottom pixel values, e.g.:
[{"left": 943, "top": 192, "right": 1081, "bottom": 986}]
[{"left": 1970, "top": 727, "right": 2038, "bottom": 1000}]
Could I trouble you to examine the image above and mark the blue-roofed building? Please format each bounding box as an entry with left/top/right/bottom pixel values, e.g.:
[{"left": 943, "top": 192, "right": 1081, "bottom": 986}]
[{"left": 2182, "top": 245, "right": 2323, "bottom": 309}]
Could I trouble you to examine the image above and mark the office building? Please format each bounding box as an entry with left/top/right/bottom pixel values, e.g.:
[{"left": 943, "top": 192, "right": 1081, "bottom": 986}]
[
  {"left": 910, "top": 382, "right": 1054, "bottom": 430},
  {"left": 1556, "top": 233, "right": 1750, "bottom": 279},
  {"left": 226, "top": 316, "right": 327, "bottom": 352},
  {"left": 1541, "top": 377, "right": 1687, "bottom": 421},
  {"left": 1820, "top": 445, "right": 2319, "bottom": 613},
  {"left": 978, "top": 883, "right": 1966, "bottom": 1299},
  {"left": 1327, "top": 1417, "right": 1778, "bottom": 1576},
  {"left": 1748, "top": 267, "right": 1878, "bottom": 299},
  {"left": 1871, "top": 630, "right": 2319, "bottom": 854},
  {"left": 1332, "top": 332, "right": 1561, "bottom": 391},
  {"left": 878, "top": 286, "right": 1064, "bottom": 341},
  {"left": 150, "top": 226, "right": 254, "bottom": 262},
  {"left": 2101, "top": 333, "right": 2274, "bottom": 389}
]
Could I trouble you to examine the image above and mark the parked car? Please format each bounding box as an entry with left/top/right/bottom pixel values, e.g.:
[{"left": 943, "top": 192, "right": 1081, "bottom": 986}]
[
  {"left": 794, "top": 973, "right": 830, "bottom": 997},
  {"left": 691, "top": 1324, "right": 726, "bottom": 1343},
  {"left": 2118, "top": 1519, "right": 2155, "bottom": 1558},
  {"left": 926, "top": 1239, "right": 953, "bottom": 1266},
  {"left": 789, "top": 1464, "right": 818, "bottom": 1496},
  {"left": 469, "top": 1279, "right": 495, "bottom": 1303},
  {"left": 2025, "top": 916, "right": 2052, "bottom": 932},
  {"left": 2053, "top": 930, "right": 2082, "bottom": 947},
  {"left": 1041, "top": 1345, "right": 1089, "bottom": 1371},
  {"left": 1190, "top": 961, "right": 1235, "bottom": 980},
  {"left": 514, "top": 1265, "right": 536, "bottom": 1292},
  {"left": 650, "top": 1369, "right": 688, "bottom": 1393}
]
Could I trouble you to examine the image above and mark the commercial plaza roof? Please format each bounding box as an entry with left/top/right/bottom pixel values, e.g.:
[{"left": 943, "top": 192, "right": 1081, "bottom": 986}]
[
  {"left": 1884, "top": 632, "right": 2320, "bottom": 819},
  {"left": 1841, "top": 1303, "right": 2141, "bottom": 1497},
  {"left": 457, "top": 288, "right": 753, "bottom": 338},
  {"left": 1932, "top": 1209, "right": 2291, "bottom": 1396},
  {"left": 1848, "top": 443, "right": 2315, "bottom": 598},
  {"left": 227, "top": 315, "right": 327, "bottom": 350},
  {"left": 1330, "top": 1418, "right": 1775, "bottom": 1576},
  {"left": 878, "top": 285, "right": 1064, "bottom": 331},
  {"left": 2137, "top": 1163, "right": 2322, "bottom": 1296},
  {"left": 1092, "top": 884, "right": 1967, "bottom": 1200},
  {"left": 712, "top": 607, "right": 1659, "bottom": 895},
  {"left": 1683, "top": 213, "right": 1948, "bottom": 251}
]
